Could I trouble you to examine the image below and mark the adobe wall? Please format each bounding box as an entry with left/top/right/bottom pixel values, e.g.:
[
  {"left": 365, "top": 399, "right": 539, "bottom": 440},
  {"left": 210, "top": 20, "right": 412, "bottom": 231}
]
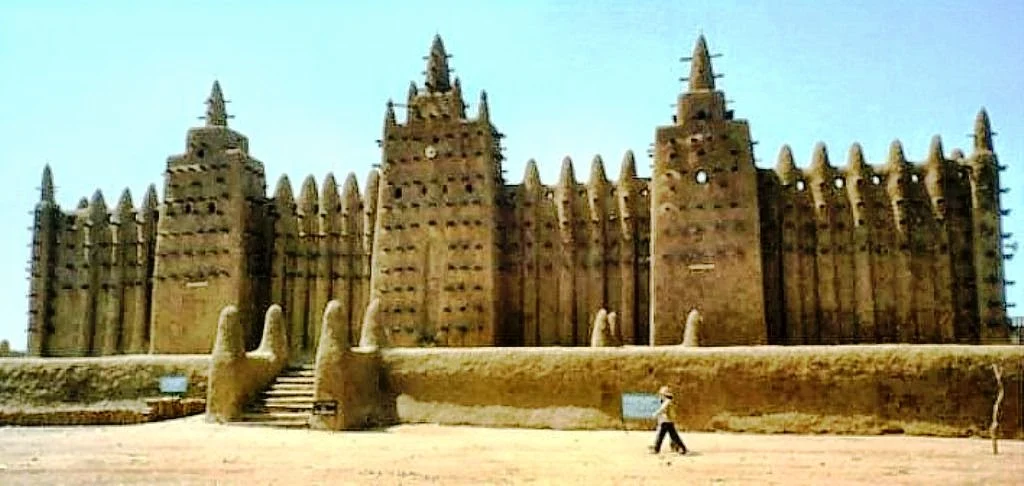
[
  {"left": 0, "top": 355, "right": 208, "bottom": 406},
  {"left": 379, "top": 345, "right": 1024, "bottom": 438},
  {"left": 762, "top": 137, "right": 999, "bottom": 344},
  {"left": 498, "top": 153, "right": 652, "bottom": 346}
]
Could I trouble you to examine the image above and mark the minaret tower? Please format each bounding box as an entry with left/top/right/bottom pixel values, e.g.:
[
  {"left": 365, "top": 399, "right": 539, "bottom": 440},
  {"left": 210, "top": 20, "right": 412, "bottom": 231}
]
[
  {"left": 149, "top": 81, "right": 269, "bottom": 353},
  {"left": 967, "top": 109, "right": 1011, "bottom": 342},
  {"left": 371, "top": 35, "right": 506, "bottom": 346},
  {"left": 649, "top": 35, "right": 768, "bottom": 345},
  {"left": 27, "top": 165, "right": 60, "bottom": 355}
]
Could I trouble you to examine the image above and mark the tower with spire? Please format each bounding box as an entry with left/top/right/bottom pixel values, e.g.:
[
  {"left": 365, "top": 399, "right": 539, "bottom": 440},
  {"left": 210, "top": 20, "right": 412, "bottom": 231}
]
[
  {"left": 26, "top": 166, "right": 59, "bottom": 355},
  {"left": 371, "top": 35, "right": 506, "bottom": 346},
  {"left": 967, "top": 109, "right": 1011, "bottom": 341},
  {"left": 149, "top": 81, "right": 270, "bottom": 353},
  {"left": 650, "top": 35, "right": 768, "bottom": 345}
]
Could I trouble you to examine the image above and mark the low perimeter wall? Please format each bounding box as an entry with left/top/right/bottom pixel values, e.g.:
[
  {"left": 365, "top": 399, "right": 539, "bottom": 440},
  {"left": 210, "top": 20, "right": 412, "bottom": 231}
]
[
  {"left": 380, "top": 345, "right": 1024, "bottom": 438},
  {"left": 0, "top": 355, "right": 209, "bottom": 406}
]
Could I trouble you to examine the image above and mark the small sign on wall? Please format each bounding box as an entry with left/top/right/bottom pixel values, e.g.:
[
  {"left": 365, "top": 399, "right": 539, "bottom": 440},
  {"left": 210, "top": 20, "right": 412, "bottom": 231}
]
[
  {"left": 621, "top": 392, "right": 661, "bottom": 420},
  {"left": 159, "top": 375, "right": 189, "bottom": 395},
  {"left": 312, "top": 400, "right": 338, "bottom": 416}
]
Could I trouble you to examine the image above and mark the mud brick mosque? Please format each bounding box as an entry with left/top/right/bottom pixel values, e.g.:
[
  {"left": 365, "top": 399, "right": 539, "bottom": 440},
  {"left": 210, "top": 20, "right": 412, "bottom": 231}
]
[{"left": 26, "top": 36, "right": 1011, "bottom": 357}]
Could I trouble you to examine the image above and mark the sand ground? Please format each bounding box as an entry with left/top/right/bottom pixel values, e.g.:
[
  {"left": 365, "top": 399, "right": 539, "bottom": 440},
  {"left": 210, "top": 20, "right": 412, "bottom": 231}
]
[{"left": 0, "top": 417, "right": 1021, "bottom": 485}]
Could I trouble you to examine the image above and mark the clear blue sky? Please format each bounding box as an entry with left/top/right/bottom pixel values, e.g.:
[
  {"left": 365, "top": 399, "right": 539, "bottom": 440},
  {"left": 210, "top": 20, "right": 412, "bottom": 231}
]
[{"left": 1, "top": 1, "right": 1021, "bottom": 350}]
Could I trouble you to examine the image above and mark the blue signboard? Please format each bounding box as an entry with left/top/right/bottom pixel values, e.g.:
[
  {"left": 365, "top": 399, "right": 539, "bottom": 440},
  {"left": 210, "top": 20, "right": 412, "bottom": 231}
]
[
  {"left": 621, "top": 392, "right": 661, "bottom": 420},
  {"left": 159, "top": 375, "right": 189, "bottom": 395}
]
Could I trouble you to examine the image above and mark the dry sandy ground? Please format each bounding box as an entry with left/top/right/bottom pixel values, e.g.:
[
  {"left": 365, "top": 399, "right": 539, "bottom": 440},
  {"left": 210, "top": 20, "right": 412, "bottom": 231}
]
[{"left": 0, "top": 417, "right": 1021, "bottom": 485}]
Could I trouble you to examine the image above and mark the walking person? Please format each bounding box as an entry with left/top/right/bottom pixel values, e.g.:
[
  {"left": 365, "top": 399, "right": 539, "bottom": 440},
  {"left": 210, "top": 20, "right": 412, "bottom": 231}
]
[{"left": 649, "top": 385, "right": 688, "bottom": 455}]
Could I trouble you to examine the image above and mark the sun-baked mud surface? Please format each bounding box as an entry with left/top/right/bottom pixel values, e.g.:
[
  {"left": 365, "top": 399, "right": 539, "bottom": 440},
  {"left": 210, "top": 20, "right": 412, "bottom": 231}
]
[{"left": 0, "top": 417, "right": 1020, "bottom": 485}]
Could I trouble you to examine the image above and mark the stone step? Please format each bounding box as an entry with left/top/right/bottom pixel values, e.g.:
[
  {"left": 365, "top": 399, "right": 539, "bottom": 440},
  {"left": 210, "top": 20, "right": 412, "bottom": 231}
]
[
  {"left": 283, "top": 369, "right": 315, "bottom": 378},
  {"left": 262, "top": 394, "right": 315, "bottom": 403},
  {"left": 262, "top": 388, "right": 315, "bottom": 398},
  {"left": 260, "top": 400, "right": 315, "bottom": 410},
  {"left": 268, "top": 381, "right": 314, "bottom": 390},
  {"left": 276, "top": 376, "right": 315, "bottom": 385}
]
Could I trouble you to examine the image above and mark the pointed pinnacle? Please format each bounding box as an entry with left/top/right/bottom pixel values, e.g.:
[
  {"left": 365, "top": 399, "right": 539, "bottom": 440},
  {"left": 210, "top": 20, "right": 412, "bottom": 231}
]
[
  {"left": 618, "top": 150, "right": 637, "bottom": 183},
  {"left": 299, "top": 175, "right": 318, "bottom": 212},
  {"left": 341, "top": 173, "right": 360, "bottom": 203},
  {"left": 364, "top": 169, "right": 380, "bottom": 206},
  {"left": 425, "top": 34, "right": 451, "bottom": 93},
  {"left": 478, "top": 90, "right": 490, "bottom": 121},
  {"left": 273, "top": 174, "right": 294, "bottom": 204},
  {"left": 143, "top": 184, "right": 159, "bottom": 210},
  {"left": 688, "top": 35, "right": 715, "bottom": 91},
  {"left": 206, "top": 80, "right": 228, "bottom": 127},
  {"left": 847, "top": 143, "right": 868, "bottom": 172},
  {"left": 89, "top": 189, "right": 108, "bottom": 221},
  {"left": 77, "top": 197, "right": 89, "bottom": 210},
  {"left": 408, "top": 81, "right": 418, "bottom": 102},
  {"left": 887, "top": 139, "right": 908, "bottom": 167},
  {"left": 810, "top": 142, "right": 831, "bottom": 174},
  {"left": 523, "top": 159, "right": 542, "bottom": 190},
  {"left": 589, "top": 155, "right": 608, "bottom": 186},
  {"left": 558, "top": 156, "right": 576, "bottom": 187},
  {"left": 321, "top": 173, "right": 340, "bottom": 213},
  {"left": 117, "top": 188, "right": 134, "bottom": 212},
  {"left": 974, "top": 108, "right": 993, "bottom": 152},
  {"left": 927, "top": 135, "right": 945, "bottom": 166},
  {"left": 41, "top": 165, "right": 55, "bottom": 202},
  {"left": 385, "top": 99, "right": 396, "bottom": 128},
  {"left": 775, "top": 145, "right": 798, "bottom": 184}
]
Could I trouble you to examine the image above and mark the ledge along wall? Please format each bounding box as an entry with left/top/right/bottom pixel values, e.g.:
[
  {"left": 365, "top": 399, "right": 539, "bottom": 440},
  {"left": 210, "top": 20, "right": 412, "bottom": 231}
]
[{"left": 377, "top": 345, "right": 1023, "bottom": 437}]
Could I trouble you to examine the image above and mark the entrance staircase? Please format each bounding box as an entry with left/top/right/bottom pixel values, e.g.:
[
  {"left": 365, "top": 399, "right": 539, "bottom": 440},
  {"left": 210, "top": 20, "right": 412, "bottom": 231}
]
[{"left": 235, "top": 363, "right": 314, "bottom": 429}]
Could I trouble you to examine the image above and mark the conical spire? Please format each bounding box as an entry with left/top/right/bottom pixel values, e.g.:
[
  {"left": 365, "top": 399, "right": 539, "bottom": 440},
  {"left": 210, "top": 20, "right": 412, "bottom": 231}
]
[
  {"left": 117, "top": 188, "right": 134, "bottom": 212},
  {"left": 775, "top": 145, "right": 799, "bottom": 184},
  {"left": 973, "top": 108, "right": 993, "bottom": 152},
  {"left": 341, "top": 173, "right": 361, "bottom": 210},
  {"left": 143, "top": 184, "right": 159, "bottom": 211},
  {"left": 407, "top": 81, "right": 418, "bottom": 102},
  {"left": 558, "top": 156, "right": 576, "bottom": 187},
  {"left": 926, "top": 135, "right": 945, "bottom": 167},
  {"left": 384, "top": 99, "right": 396, "bottom": 129},
  {"left": 299, "top": 175, "right": 318, "bottom": 213},
  {"left": 40, "top": 165, "right": 54, "bottom": 203},
  {"left": 88, "top": 189, "right": 108, "bottom": 222},
  {"left": 321, "top": 173, "right": 340, "bottom": 213},
  {"left": 589, "top": 155, "right": 608, "bottom": 185},
  {"left": 886, "top": 139, "right": 908, "bottom": 168},
  {"left": 113, "top": 188, "right": 134, "bottom": 223},
  {"left": 425, "top": 34, "right": 452, "bottom": 93},
  {"left": 688, "top": 35, "right": 715, "bottom": 91},
  {"left": 847, "top": 143, "right": 868, "bottom": 174},
  {"left": 809, "top": 142, "right": 832, "bottom": 178},
  {"left": 477, "top": 90, "right": 490, "bottom": 122},
  {"left": 205, "top": 80, "right": 228, "bottom": 127},
  {"left": 613, "top": 150, "right": 634, "bottom": 183},
  {"left": 523, "top": 159, "right": 542, "bottom": 191},
  {"left": 77, "top": 197, "right": 89, "bottom": 210},
  {"left": 273, "top": 174, "right": 294, "bottom": 205}
]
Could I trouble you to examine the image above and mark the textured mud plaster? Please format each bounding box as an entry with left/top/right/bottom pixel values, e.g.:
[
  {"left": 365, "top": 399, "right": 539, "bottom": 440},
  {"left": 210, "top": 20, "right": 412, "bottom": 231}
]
[
  {"left": 0, "top": 355, "right": 208, "bottom": 406},
  {"left": 382, "top": 345, "right": 1024, "bottom": 437},
  {"left": 310, "top": 300, "right": 390, "bottom": 430},
  {"left": 682, "top": 309, "right": 702, "bottom": 347},
  {"left": 206, "top": 304, "right": 289, "bottom": 422}
]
